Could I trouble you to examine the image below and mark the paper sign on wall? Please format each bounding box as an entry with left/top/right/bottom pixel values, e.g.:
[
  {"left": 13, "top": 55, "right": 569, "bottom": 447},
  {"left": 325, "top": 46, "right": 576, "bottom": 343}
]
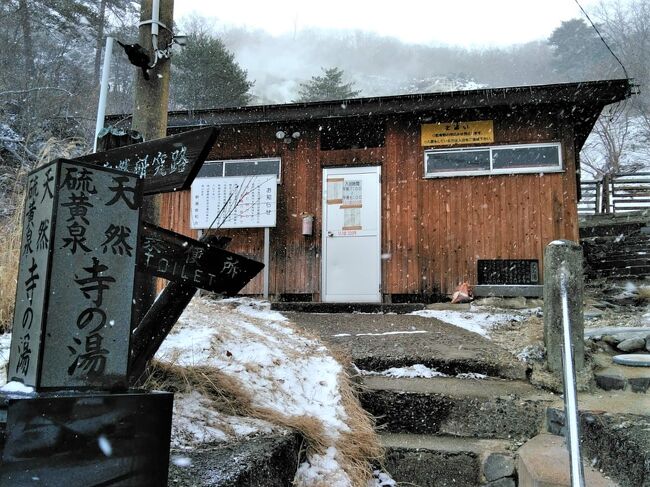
[
  {"left": 342, "top": 179, "right": 363, "bottom": 208},
  {"left": 343, "top": 208, "right": 362, "bottom": 230},
  {"left": 327, "top": 178, "right": 343, "bottom": 204},
  {"left": 421, "top": 120, "right": 494, "bottom": 147},
  {"left": 191, "top": 175, "right": 277, "bottom": 229}
]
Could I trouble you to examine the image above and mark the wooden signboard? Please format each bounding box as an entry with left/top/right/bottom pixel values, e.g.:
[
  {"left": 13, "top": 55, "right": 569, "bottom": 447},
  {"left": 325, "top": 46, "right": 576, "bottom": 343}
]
[
  {"left": 138, "top": 222, "right": 264, "bottom": 295},
  {"left": 477, "top": 259, "right": 540, "bottom": 285},
  {"left": 421, "top": 120, "right": 494, "bottom": 147},
  {"left": 75, "top": 127, "right": 218, "bottom": 195}
]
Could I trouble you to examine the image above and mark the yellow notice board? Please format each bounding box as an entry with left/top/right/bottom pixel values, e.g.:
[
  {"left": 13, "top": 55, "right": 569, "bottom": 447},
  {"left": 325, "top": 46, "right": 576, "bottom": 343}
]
[{"left": 421, "top": 120, "right": 494, "bottom": 147}]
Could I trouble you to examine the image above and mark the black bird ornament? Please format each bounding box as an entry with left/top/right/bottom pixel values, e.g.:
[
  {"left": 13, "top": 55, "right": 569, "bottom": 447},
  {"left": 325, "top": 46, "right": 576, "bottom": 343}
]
[{"left": 117, "top": 40, "right": 151, "bottom": 80}]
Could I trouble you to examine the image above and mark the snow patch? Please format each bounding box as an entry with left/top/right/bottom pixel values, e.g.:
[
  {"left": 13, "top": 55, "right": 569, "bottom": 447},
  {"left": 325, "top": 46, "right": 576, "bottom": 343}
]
[
  {"left": 227, "top": 297, "right": 288, "bottom": 322},
  {"left": 357, "top": 364, "right": 489, "bottom": 380},
  {"left": 0, "top": 381, "right": 34, "bottom": 394},
  {"left": 456, "top": 372, "right": 488, "bottom": 380},
  {"left": 517, "top": 344, "right": 546, "bottom": 363},
  {"left": 0, "top": 333, "right": 12, "bottom": 385},
  {"left": 411, "top": 308, "right": 525, "bottom": 337},
  {"left": 157, "top": 297, "right": 359, "bottom": 484},
  {"left": 294, "top": 447, "right": 351, "bottom": 487},
  {"left": 360, "top": 364, "right": 448, "bottom": 379},
  {"left": 171, "top": 390, "right": 276, "bottom": 447},
  {"left": 333, "top": 330, "right": 428, "bottom": 337},
  {"left": 371, "top": 470, "right": 397, "bottom": 486}
]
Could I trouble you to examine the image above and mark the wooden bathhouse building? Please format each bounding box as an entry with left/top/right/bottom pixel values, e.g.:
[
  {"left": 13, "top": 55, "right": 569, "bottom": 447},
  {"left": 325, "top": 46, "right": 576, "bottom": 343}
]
[{"left": 133, "top": 79, "right": 633, "bottom": 302}]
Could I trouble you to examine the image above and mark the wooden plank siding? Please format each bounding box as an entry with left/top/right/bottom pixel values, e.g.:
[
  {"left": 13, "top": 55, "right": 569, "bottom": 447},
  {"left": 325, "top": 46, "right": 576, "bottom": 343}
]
[{"left": 161, "top": 109, "right": 579, "bottom": 298}]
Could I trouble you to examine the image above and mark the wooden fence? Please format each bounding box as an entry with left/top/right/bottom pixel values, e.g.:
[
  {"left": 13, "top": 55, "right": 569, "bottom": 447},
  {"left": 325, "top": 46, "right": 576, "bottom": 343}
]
[{"left": 579, "top": 172, "right": 650, "bottom": 215}]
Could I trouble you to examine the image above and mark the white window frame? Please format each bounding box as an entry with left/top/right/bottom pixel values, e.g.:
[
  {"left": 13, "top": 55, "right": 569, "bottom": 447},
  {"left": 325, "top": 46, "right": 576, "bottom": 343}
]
[
  {"left": 423, "top": 142, "right": 563, "bottom": 178},
  {"left": 200, "top": 157, "right": 282, "bottom": 183}
]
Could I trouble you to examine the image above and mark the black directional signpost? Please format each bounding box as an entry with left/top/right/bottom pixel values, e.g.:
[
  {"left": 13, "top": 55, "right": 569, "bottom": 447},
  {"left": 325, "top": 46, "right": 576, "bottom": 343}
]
[
  {"left": 0, "top": 128, "right": 264, "bottom": 486},
  {"left": 139, "top": 222, "right": 264, "bottom": 294},
  {"left": 75, "top": 127, "right": 218, "bottom": 194}
]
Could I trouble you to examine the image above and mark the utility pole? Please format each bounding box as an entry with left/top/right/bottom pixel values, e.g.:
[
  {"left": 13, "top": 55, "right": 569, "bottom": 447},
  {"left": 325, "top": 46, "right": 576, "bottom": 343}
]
[
  {"left": 132, "top": 0, "right": 174, "bottom": 323},
  {"left": 132, "top": 0, "right": 174, "bottom": 144}
]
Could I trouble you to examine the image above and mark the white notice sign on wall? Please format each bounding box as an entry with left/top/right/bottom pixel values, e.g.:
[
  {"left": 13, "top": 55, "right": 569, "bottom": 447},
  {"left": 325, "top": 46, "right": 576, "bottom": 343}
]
[{"left": 191, "top": 175, "right": 277, "bottom": 229}]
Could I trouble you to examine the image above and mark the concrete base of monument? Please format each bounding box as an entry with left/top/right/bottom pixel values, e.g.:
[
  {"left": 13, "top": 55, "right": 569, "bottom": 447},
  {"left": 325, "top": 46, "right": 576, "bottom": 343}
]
[{"left": 0, "top": 389, "right": 173, "bottom": 487}]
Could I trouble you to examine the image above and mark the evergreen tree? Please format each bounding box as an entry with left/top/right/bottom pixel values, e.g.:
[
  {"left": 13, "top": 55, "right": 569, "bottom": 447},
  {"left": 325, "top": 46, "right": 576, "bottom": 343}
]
[
  {"left": 295, "top": 67, "right": 360, "bottom": 102},
  {"left": 548, "top": 18, "right": 614, "bottom": 80},
  {"left": 171, "top": 27, "right": 253, "bottom": 109}
]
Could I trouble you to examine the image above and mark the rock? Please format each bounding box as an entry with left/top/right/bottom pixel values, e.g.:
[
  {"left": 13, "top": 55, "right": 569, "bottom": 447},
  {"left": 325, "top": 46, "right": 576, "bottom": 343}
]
[
  {"left": 602, "top": 335, "right": 621, "bottom": 346},
  {"left": 483, "top": 452, "right": 515, "bottom": 481},
  {"left": 484, "top": 477, "right": 515, "bottom": 487},
  {"left": 594, "top": 369, "right": 626, "bottom": 391},
  {"left": 584, "top": 308, "right": 604, "bottom": 320},
  {"left": 647, "top": 336, "right": 650, "bottom": 352},
  {"left": 617, "top": 338, "right": 646, "bottom": 352},
  {"left": 518, "top": 434, "right": 618, "bottom": 487},
  {"left": 594, "top": 341, "right": 618, "bottom": 354},
  {"left": 585, "top": 327, "right": 650, "bottom": 340},
  {"left": 473, "top": 296, "right": 528, "bottom": 309},
  {"left": 613, "top": 354, "right": 650, "bottom": 367},
  {"left": 629, "top": 377, "right": 650, "bottom": 393}
]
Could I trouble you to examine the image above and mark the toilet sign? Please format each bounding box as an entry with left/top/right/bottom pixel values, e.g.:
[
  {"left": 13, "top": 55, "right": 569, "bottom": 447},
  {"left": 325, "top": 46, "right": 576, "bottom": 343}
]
[{"left": 137, "top": 222, "right": 264, "bottom": 294}]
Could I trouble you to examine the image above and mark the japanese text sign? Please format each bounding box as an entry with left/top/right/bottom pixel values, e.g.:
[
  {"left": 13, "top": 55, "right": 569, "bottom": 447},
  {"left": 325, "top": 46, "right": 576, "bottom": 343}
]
[
  {"left": 190, "top": 175, "right": 277, "bottom": 229},
  {"left": 75, "top": 127, "right": 218, "bottom": 195},
  {"left": 8, "top": 159, "right": 142, "bottom": 389},
  {"left": 138, "top": 223, "right": 264, "bottom": 294},
  {"left": 421, "top": 120, "right": 494, "bottom": 147}
]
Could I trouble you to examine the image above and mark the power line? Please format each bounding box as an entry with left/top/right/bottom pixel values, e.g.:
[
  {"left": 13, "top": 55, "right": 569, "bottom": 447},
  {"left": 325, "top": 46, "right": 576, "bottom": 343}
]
[{"left": 573, "top": 0, "right": 630, "bottom": 80}]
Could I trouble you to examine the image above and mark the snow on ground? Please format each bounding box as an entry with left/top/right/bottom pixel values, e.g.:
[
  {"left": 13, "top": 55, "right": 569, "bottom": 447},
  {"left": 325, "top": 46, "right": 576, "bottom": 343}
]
[
  {"left": 0, "top": 300, "right": 393, "bottom": 486},
  {"left": 0, "top": 333, "right": 11, "bottom": 385},
  {"left": 294, "top": 447, "right": 352, "bottom": 487},
  {"left": 0, "top": 380, "right": 34, "bottom": 393},
  {"left": 411, "top": 306, "right": 532, "bottom": 337},
  {"left": 158, "top": 297, "right": 350, "bottom": 441},
  {"left": 158, "top": 297, "right": 390, "bottom": 486},
  {"left": 171, "top": 390, "right": 278, "bottom": 448}
]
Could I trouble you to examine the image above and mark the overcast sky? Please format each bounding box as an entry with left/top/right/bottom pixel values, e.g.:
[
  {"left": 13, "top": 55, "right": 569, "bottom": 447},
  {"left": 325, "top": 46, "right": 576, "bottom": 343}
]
[{"left": 174, "top": 0, "right": 600, "bottom": 47}]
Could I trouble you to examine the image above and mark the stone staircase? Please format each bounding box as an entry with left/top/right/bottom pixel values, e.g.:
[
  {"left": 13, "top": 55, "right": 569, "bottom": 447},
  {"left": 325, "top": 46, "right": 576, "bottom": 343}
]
[
  {"left": 288, "top": 310, "right": 649, "bottom": 486},
  {"left": 359, "top": 373, "right": 551, "bottom": 486},
  {"left": 358, "top": 368, "right": 639, "bottom": 486}
]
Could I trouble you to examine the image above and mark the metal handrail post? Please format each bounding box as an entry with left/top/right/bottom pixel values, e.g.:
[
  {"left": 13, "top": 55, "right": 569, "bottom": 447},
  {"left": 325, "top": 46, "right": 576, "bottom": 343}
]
[{"left": 559, "top": 264, "right": 585, "bottom": 487}]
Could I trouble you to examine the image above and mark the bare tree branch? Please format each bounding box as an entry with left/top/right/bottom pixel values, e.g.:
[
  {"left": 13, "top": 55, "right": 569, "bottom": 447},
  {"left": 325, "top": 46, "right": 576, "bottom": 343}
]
[{"left": 0, "top": 87, "right": 74, "bottom": 97}]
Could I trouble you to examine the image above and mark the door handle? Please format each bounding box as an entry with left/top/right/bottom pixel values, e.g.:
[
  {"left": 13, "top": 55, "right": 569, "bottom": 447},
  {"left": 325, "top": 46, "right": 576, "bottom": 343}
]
[{"left": 327, "top": 231, "right": 334, "bottom": 237}]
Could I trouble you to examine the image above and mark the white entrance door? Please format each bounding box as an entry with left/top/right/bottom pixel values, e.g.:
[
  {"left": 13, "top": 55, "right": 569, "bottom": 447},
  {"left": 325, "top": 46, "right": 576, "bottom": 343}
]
[{"left": 322, "top": 166, "right": 381, "bottom": 302}]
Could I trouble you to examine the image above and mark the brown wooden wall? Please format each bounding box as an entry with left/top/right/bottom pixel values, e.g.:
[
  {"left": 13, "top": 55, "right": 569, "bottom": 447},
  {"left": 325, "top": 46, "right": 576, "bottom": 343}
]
[{"left": 161, "top": 107, "right": 579, "bottom": 298}]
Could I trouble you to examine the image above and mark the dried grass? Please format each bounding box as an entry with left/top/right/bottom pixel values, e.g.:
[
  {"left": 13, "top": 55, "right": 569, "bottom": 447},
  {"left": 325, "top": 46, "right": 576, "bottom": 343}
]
[
  {"left": 0, "top": 138, "right": 84, "bottom": 333},
  {"left": 639, "top": 286, "right": 650, "bottom": 300},
  {"left": 0, "top": 187, "right": 23, "bottom": 332}
]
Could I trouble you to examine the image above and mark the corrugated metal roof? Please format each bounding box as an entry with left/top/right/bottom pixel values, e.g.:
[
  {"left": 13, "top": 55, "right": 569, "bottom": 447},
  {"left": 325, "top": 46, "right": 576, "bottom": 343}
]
[{"left": 106, "top": 79, "right": 634, "bottom": 130}]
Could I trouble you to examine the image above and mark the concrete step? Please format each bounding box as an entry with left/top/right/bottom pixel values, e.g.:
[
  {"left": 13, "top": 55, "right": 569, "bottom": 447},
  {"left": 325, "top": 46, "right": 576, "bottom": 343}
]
[
  {"left": 547, "top": 405, "right": 650, "bottom": 487},
  {"left": 518, "top": 434, "right": 618, "bottom": 486},
  {"left": 287, "top": 311, "right": 529, "bottom": 380},
  {"left": 167, "top": 432, "right": 301, "bottom": 487},
  {"left": 382, "top": 433, "right": 516, "bottom": 487},
  {"left": 594, "top": 364, "right": 650, "bottom": 393},
  {"left": 360, "top": 376, "right": 553, "bottom": 439},
  {"left": 271, "top": 302, "right": 426, "bottom": 314}
]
